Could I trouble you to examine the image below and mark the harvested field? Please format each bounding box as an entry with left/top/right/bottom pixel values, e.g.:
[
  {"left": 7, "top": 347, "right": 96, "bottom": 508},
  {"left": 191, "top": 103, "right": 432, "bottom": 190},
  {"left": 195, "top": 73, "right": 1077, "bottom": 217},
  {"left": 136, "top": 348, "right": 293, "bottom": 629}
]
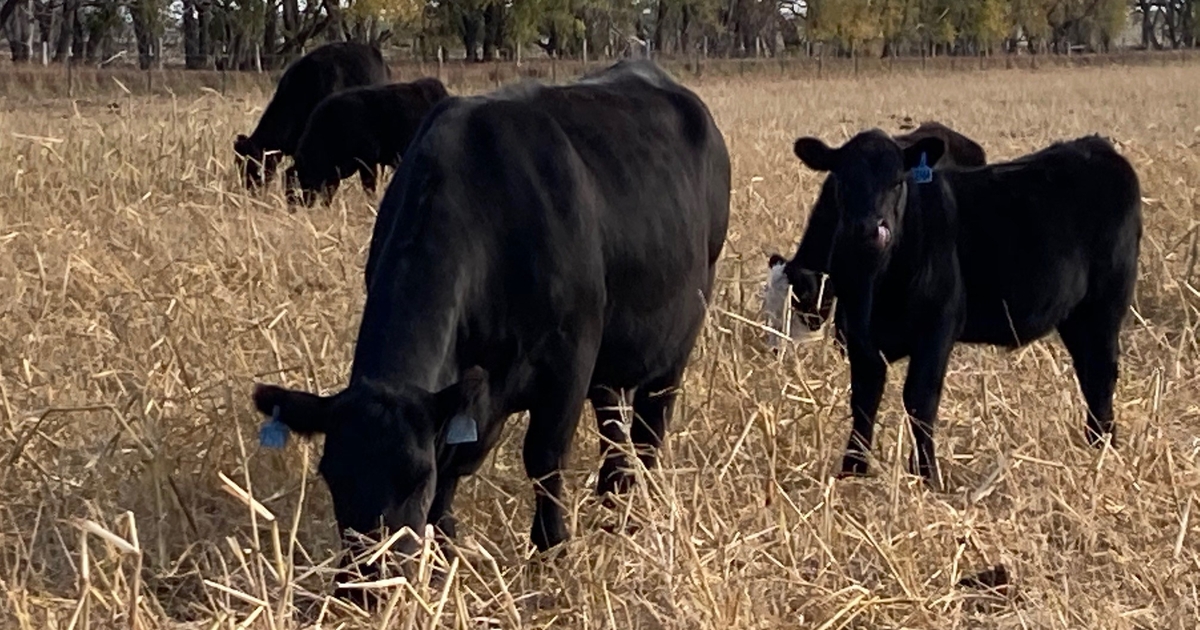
[{"left": 1, "top": 60, "right": 1199, "bottom": 628}]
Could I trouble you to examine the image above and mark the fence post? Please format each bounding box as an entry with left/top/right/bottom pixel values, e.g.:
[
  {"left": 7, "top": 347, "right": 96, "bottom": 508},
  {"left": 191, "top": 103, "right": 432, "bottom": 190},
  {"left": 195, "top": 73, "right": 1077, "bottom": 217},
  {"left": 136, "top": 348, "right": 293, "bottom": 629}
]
[
  {"left": 256, "top": 45, "right": 262, "bottom": 73},
  {"left": 42, "top": 41, "right": 47, "bottom": 65},
  {"left": 437, "top": 46, "right": 444, "bottom": 81},
  {"left": 66, "top": 52, "right": 73, "bottom": 98},
  {"left": 582, "top": 38, "right": 588, "bottom": 66}
]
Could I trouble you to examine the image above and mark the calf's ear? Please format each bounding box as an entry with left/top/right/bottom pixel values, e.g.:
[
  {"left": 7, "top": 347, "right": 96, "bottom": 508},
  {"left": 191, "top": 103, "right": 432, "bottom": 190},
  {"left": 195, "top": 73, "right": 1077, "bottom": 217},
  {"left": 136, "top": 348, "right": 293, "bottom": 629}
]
[
  {"left": 793, "top": 137, "right": 838, "bottom": 172},
  {"left": 252, "top": 384, "right": 335, "bottom": 436},
  {"left": 768, "top": 253, "right": 787, "bottom": 268},
  {"left": 431, "top": 367, "right": 490, "bottom": 445},
  {"left": 903, "top": 136, "right": 946, "bottom": 170}
]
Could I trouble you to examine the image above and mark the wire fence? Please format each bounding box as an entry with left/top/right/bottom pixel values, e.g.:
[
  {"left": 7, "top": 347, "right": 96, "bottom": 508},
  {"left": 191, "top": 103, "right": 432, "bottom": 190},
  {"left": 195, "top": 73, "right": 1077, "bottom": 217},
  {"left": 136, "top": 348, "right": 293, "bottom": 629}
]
[{"left": 1, "top": 47, "right": 1198, "bottom": 99}]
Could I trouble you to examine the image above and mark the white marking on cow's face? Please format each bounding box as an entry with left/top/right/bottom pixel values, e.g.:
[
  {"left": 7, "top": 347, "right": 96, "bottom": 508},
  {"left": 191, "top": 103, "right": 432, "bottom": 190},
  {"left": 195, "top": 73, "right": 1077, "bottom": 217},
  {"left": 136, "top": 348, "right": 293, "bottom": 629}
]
[{"left": 760, "top": 261, "right": 811, "bottom": 350}]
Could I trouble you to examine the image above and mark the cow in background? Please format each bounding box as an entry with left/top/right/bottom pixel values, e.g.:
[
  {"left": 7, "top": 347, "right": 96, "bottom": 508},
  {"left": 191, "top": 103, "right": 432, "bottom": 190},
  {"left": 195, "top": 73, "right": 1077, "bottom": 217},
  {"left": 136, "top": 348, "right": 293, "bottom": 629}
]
[
  {"left": 285, "top": 77, "right": 451, "bottom": 206},
  {"left": 233, "top": 42, "right": 390, "bottom": 190}
]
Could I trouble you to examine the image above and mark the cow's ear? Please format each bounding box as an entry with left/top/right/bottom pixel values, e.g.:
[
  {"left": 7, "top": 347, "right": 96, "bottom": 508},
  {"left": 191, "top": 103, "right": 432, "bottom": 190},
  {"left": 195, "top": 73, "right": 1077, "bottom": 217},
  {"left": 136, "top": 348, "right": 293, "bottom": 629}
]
[
  {"left": 431, "top": 367, "right": 490, "bottom": 446},
  {"left": 252, "top": 383, "right": 334, "bottom": 436},
  {"left": 234, "top": 134, "right": 252, "bottom": 153},
  {"left": 903, "top": 136, "right": 945, "bottom": 170},
  {"left": 793, "top": 137, "right": 839, "bottom": 172},
  {"left": 768, "top": 253, "right": 787, "bottom": 269}
]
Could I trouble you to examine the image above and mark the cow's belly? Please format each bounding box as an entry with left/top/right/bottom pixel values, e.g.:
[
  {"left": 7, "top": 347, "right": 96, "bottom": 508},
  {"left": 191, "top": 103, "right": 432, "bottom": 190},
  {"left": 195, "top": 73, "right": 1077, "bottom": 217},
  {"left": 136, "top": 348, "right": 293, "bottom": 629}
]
[{"left": 590, "top": 282, "right": 709, "bottom": 389}]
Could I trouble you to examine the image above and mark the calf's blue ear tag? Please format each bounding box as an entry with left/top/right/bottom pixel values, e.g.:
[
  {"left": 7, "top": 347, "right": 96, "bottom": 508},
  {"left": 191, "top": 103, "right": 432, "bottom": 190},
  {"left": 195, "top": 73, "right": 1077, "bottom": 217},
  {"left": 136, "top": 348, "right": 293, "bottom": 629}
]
[
  {"left": 912, "top": 152, "right": 933, "bottom": 185},
  {"left": 445, "top": 414, "right": 479, "bottom": 445},
  {"left": 259, "top": 405, "right": 290, "bottom": 449}
]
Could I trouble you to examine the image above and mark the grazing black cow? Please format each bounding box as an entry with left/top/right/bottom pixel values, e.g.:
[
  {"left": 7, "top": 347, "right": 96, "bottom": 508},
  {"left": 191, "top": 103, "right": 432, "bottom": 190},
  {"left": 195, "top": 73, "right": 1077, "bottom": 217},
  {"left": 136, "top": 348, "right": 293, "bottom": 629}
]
[
  {"left": 778, "top": 129, "right": 1140, "bottom": 487},
  {"left": 250, "top": 59, "right": 730, "bottom": 595},
  {"left": 764, "top": 122, "right": 988, "bottom": 341},
  {"left": 233, "top": 42, "right": 390, "bottom": 190},
  {"left": 285, "top": 77, "right": 451, "bottom": 206},
  {"left": 892, "top": 121, "right": 987, "bottom": 169}
]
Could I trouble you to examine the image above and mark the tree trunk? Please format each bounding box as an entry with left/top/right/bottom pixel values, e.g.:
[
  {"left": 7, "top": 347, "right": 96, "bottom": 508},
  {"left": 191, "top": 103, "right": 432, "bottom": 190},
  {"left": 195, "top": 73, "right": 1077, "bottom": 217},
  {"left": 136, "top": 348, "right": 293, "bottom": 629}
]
[
  {"left": 53, "top": 0, "right": 76, "bottom": 61},
  {"left": 0, "top": 0, "right": 21, "bottom": 30},
  {"left": 680, "top": 2, "right": 691, "bottom": 54},
  {"left": 33, "top": 0, "right": 51, "bottom": 61},
  {"left": 130, "top": 0, "right": 157, "bottom": 69},
  {"left": 4, "top": 0, "right": 31, "bottom": 62},
  {"left": 263, "top": 0, "right": 277, "bottom": 67},
  {"left": 653, "top": 0, "right": 667, "bottom": 54},
  {"left": 482, "top": 1, "right": 502, "bottom": 61},
  {"left": 458, "top": 9, "right": 481, "bottom": 61},
  {"left": 183, "top": 0, "right": 202, "bottom": 68}
]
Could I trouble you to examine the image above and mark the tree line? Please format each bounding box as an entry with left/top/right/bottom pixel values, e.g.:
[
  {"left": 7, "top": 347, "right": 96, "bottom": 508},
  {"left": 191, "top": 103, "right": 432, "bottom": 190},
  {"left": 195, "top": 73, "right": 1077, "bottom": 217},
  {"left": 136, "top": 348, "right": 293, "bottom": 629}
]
[{"left": 0, "top": 0, "right": 1196, "bottom": 70}]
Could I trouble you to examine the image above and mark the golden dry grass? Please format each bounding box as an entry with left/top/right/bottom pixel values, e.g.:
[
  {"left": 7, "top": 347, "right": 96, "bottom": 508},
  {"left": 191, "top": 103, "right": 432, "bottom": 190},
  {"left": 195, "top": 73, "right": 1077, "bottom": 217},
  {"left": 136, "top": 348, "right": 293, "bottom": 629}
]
[{"left": 1, "top": 61, "right": 1199, "bottom": 629}]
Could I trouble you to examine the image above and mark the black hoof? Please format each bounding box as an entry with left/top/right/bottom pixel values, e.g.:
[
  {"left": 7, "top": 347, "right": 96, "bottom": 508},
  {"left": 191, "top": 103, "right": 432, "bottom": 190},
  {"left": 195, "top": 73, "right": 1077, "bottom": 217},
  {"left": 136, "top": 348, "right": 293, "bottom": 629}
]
[
  {"left": 1085, "top": 423, "right": 1115, "bottom": 448},
  {"left": 839, "top": 453, "right": 870, "bottom": 477}
]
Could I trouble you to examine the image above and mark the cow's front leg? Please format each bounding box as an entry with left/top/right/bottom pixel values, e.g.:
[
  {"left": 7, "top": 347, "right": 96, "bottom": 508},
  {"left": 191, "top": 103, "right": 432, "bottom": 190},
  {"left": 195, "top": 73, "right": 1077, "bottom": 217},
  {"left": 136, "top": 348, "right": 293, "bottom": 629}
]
[
  {"left": 840, "top": 339, "right": 888, "bottom": 477},
  {"left": 427, "top": 475, "right": 461, "bottom": 542},
  {"left": 902, "top": 331, "right": 956, "bottom": 490},
  {"left": 423, "top": 475, "right": 463, "bottom": 584},
  {"left": 525, "top": 364, "right": 594, "bottom": 552}
]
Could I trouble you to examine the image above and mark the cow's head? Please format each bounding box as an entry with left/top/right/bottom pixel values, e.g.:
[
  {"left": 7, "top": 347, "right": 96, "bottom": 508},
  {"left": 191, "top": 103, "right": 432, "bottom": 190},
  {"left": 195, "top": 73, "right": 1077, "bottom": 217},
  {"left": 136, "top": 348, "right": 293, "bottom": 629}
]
[
  {"left": 233, "top": 134, "right": 265, "bottom": 189},
  {"left": 284, "top": 163, "right": 336, "bottom": 207},
  {"left": 793, "top": 129, "right": 944, "bottom": 256},
  {"left": 766, "top": 253, "right": 834, "bottom": 334},
  {"left": 250, "top": 367, "right": 490, "bottom": 598}
]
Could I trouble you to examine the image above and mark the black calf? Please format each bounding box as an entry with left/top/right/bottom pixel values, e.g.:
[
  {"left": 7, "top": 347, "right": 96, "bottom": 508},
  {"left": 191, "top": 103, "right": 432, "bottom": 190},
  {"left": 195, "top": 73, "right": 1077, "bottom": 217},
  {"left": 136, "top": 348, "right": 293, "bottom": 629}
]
[{"left": 782, "top": 130, "right": 1141, "bottom": 486}]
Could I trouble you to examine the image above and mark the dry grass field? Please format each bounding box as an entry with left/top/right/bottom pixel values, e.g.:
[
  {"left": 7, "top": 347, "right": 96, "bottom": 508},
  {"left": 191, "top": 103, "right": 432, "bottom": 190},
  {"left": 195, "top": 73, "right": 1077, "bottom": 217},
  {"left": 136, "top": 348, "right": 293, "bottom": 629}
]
[{"left": 1, "top": 60, "right": 1199, "bottom": 629}]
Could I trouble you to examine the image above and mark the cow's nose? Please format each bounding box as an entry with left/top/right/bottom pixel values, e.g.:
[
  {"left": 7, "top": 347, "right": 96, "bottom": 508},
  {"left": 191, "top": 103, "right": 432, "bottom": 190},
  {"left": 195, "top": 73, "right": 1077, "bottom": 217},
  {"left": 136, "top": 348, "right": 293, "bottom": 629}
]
[{"left": 856, "top": 219, "right": 890, "bottom": 249}]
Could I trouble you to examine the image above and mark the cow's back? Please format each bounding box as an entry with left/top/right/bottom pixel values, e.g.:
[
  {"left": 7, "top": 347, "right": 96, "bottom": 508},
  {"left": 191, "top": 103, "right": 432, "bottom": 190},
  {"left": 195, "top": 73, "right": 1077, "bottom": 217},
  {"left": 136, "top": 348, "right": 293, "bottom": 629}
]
[
  {"left": 944, "top": 135, "right": 1141, "bottom": 345},
  {"left": 368, "top": 63, "right": 730, "bottom": 389},
  {"left": 251, "top": 42, "right": 390, "bottom": 153}
]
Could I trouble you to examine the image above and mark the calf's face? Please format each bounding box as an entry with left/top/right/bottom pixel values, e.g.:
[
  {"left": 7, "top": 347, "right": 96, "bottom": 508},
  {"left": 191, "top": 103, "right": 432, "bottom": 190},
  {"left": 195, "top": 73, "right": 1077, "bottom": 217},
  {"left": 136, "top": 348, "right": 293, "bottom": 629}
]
[
  {"left": 250, "top": 368, "right": 489, "bottom": 587},
  {"left": 766, "top": 253, "right": 833, "bottom": 333},
  {"left": 793, "top": 130, "right": 945, "bottom": 254}
]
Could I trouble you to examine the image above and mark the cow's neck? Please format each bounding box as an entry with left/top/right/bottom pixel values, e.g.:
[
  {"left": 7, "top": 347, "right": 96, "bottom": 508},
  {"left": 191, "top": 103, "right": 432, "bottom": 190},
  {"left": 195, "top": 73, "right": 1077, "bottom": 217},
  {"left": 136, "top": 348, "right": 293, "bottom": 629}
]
[
  {"left": 787, "top": 177, "right": 839, "bottom": 275},
  {"left": 347, "top": 248, "right": 465, "bottom": 395},
  {"left": 249, "top": 95, "right": 306, "bottom": 152}
]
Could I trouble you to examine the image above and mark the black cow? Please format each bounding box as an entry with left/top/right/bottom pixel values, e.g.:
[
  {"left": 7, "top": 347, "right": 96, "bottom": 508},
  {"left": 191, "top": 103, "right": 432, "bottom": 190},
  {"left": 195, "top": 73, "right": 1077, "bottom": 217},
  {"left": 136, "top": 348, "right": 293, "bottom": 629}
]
[
  {"left": 233, "top": 42, "right": 390, "bottom": 190},
  {"left": 765, "top": 121, "right": 988, "bottom": 339},
  {"left": 250, "top": 59, "right": 730, "bottom": 597},
  {"left": 285, "top": 77, "right": 451, "bottom": 206},
  {"left": 778, "top": 130, "right": 1140, "bottom": 487},
  {"left": 892, "top": 121, "right": 987, "bottom": 169}
]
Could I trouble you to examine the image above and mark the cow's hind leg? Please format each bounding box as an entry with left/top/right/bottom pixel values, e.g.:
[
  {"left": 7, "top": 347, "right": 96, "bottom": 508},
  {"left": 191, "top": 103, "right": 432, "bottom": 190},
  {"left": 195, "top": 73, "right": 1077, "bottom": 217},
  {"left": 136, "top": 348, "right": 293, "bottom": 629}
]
[
  {"left": 630, "top": 368, "right": 685, "bottom": 475},
  {"left": 1057, "top": 300, "right": 1125, "bottom": 447},
  {"left": 592, "top": 386, "right": 635, "bottom": 498}
]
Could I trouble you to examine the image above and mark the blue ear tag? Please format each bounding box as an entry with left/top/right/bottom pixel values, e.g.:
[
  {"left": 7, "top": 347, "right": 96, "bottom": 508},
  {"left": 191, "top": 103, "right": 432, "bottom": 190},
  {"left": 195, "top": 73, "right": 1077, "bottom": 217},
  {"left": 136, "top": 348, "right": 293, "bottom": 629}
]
[
  {"left": 912, "top": 152, "right": 933, "bottom": 184},
  {"left": 259, "top": 405, "right": 290, "bottom": 449},
  {"left": 445, "top": 414, "right": 478, "bottom": 445}
]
